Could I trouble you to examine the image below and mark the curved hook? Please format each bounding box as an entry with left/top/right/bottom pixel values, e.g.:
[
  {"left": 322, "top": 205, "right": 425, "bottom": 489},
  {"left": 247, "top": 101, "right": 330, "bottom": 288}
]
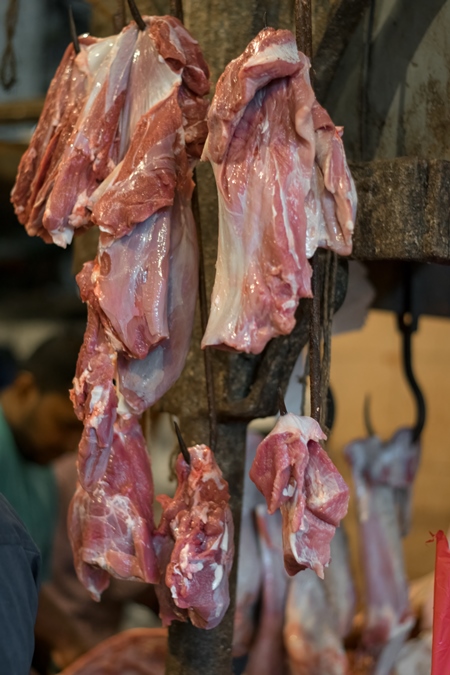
[
  {"left": 363, "top": 394, "right": 376, "bottom": 437},
  {"left": 396, "top": 265, "right": 426, "bottom": 442},
  {"left": 174, "top": 421, "right": 190, "bottom": 465},
  {"left": 68, "top": 5, "right": 80, "bottom": 54},
  {"left": 278, "top": 387, "right": 288, "bottom": 416},
  {"left": 127, "top": 0, "right": 146, "bottom": 31}
]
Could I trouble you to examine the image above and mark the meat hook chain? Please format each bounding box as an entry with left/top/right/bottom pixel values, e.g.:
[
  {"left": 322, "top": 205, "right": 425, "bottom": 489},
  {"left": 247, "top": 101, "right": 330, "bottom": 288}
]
[
  {"left": 170, "top": 0, "right": 184, "bottom": 24},
  {"left": 1, "top": 0, "right": 19, "bottom": 90},
  {"left": 127, "top": 0, "right": 146, "bottom": 31},
  {"left": 68, "top": 5, "right": 80, "bottom": 55},
  {"left": 174, "top": 421, "right": 191, "bottom": 465},
  {"left": 319, "top": 251, "right": 337, "bottom": 432}
]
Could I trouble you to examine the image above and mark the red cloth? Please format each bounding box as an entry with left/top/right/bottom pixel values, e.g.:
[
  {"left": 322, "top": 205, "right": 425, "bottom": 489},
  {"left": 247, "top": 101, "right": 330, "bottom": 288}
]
[{"left": 431, "top": 530, "right": 450, "bottom": 675}]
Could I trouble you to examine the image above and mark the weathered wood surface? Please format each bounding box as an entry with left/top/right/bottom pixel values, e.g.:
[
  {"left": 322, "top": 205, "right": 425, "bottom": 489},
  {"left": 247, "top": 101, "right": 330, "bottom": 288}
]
[{"left": 351, "top": 158, "right": 450, "bottom": 263}]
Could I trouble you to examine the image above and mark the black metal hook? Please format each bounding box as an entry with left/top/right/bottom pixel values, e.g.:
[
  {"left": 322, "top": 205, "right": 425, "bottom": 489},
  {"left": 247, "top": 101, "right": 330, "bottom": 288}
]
[
  {"left": 127, "top": 0, "right": 146, "bottom": 31},
  {"left": 396, "top": 265, "right": 426, "bottom": 442},
  {"left": 278, "top": 388, "right": 288, "bottom": 416},
  {"left": 68, "top": 5, "right": 80, "bottom": 54},
  {"left": 174, "top": 421, "right": 191, "bottom": 465}
]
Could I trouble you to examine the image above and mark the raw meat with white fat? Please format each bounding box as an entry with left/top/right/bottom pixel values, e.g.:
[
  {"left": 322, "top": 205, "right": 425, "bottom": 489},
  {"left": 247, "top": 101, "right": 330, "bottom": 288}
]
[
  {"left": 155, "top": 444, "right": 234, "bottom": 630},
  {"left": 250, "top": 413, "right": 349, "bottom": 578},
  {"left": 345, "top": 429, "right": 419, "bottom": 674},
  {"left": 69, "top": 414, "right": 159, "bottom": 601},
  {"left": 201, "top": 27, "right": 356, "bottom": 354}
]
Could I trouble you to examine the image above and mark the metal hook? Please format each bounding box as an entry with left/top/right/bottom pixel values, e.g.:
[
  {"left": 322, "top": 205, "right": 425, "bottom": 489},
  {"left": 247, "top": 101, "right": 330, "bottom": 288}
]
[
  {"left": 174, "top": 421, "right": 191, "bottom": 465},
  {"left": 396, "top": 265, "right": 426, "bottom": 442},
  {"left": 278, "top": 387, "right": 288, "bottom": 416},
  {"left": 68, "top": 5, "right": 80, "bottom": 54},
  {"left": 127, "top": 0, "right": 146, "bottom": 31},
  {"left": 363, "top": 394, "right": 376, "bottom": 437}
]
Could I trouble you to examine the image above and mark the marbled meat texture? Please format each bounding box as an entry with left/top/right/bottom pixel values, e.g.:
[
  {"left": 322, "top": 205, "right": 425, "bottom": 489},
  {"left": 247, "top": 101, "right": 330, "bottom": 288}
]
[
  {"left": 201, "top": 27, "right": 356, "bottom": 354},
  {"left": 68, "top": 415, "right": 159, "bottom": 601},
  {"left": 154, "top": 444, "right": 234, "bottom": 630},
  {"left": 250, "top": 413, "right": 349, "bottom": 578}
]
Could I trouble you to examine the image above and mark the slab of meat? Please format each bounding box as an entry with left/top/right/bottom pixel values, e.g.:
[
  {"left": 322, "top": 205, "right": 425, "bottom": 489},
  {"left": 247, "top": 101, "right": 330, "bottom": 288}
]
[
  {"left": 345, "top": 430, "right": 419, "bottom": 674},
  {"left": 250, "top": 413, "right": 349, "bottom": 579},
  {"left": 233, "top": 430, "right": 265, "bottom": 657},
  {"left": 116, "top": 188, "right": 199, "bottom": 415},
  {"left": 155, "top": 444, "right": 234, "bottom": 630},
  {"left": 70, "top": 306, "right": 118, "bottom": 492},
  {"left": 323, "top": 524, "right": 356, "bottom": 640},
  {"left": 284, "top": 568, "right": 349, "bottom": 675},
  {"left": 69, "top": 414, "right": 159, "bottom": 601},
  {"left": 60, "top": 627, "right": 167, "bottom": 675},
  {"left": 42, "top": 26, "right": 139, "bottom": 247},
  {"left": 201, "top": 27, "right": 356, "bottom": 354},
  {"left": 430, "top": 532, "right": 450, "bottom": 675},
  {"left": 246, "top": 507, "right": 288, "bottom": 675}
]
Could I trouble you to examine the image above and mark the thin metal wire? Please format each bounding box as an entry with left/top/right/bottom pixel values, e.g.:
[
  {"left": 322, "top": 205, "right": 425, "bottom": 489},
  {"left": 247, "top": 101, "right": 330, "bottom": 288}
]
[
  {"left": 127, "top": 0, "right": 146, "bottom": 30},
  {"left": 69, "top": 5, "right": 80, "bottom": 54},
  {"left": 174, "top": 421, "right": 191, "bottom": 465},
  {"left": 170, "top": 0, "right": 184, "bottom": 23}
]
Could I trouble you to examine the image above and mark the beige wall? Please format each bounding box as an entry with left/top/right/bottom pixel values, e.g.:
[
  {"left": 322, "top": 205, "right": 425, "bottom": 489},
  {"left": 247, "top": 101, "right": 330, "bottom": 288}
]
[{"left": 328, "top": 310, "right": 450, "bottom": 583}]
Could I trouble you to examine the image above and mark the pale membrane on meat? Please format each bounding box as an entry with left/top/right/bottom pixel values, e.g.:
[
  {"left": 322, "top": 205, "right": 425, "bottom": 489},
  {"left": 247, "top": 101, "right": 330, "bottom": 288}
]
[
  {"left": 43, "top": 26, "right": 139, "bottom": 246},
  {"left": 202, "top": 27, "right": 357, "bottom": 354}
]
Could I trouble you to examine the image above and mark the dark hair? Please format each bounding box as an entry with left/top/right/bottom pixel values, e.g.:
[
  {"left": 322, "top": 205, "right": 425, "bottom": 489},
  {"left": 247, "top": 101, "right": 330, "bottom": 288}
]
[
  {"left": 0, "top": 347, "right": 18, "bottom": 390},
  {"left": 21, "top": 332, "right": 82, "bottom": 394}
]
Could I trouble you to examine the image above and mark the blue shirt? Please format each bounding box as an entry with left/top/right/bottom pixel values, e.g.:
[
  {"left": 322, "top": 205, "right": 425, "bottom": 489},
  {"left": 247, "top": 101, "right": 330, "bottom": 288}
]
[{"left": 0, "top": 407, "right": 57, "bottom": 579}]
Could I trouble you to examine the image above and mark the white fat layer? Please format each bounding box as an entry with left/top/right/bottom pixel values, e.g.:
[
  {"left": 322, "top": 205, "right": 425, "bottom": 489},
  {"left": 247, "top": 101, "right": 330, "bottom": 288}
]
[
  {"left": 283, "top": 483, "right": 296, "bottom": 498},
  {"left": 89, "top": 385, "right": 104, "bottom": 410},
  {"left": 201, "top": 470, "right": 225, "bottom": 489},
  {"left": 212, "top": 564, "right": 224, "bottom": 591},
  {"left": 220, "top": 525, "right": 229, "bottom": 551}
]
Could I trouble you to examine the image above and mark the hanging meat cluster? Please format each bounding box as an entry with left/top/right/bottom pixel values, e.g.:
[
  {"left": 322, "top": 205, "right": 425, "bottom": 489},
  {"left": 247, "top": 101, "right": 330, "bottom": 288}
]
[
  {"left": 201, "top": 27, "right": 357, "bottom": 354},
  {"left": 12, "top": 19, "right": 357, "bottom": 635},
  {"left": 234, "top": 432, "right": 355, "bottom": 675}
]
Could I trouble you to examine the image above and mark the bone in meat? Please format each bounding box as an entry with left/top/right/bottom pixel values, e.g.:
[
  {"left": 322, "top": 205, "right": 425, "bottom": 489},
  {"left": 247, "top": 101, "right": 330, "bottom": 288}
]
[
  {"left": 155, "top": 444, "right": 234, "bottom": 630},
  {"left": 250, "top": 413, "right": 349, "bottom": 579},
  {"left": 201, "top": 27, "right": 356, "bottom": 354}
]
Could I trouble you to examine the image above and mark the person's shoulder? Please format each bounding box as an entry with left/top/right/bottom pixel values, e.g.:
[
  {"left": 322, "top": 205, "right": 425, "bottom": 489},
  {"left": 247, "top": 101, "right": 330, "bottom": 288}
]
[{"left": 0, "top": 493, "right": 40, "bottom": 555}]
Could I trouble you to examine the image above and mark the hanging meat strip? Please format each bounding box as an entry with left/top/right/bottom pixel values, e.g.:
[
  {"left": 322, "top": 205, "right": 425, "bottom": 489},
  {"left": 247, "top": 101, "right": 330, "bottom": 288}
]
[
  {"left": 155, "top": 444, "right": 234, "bottom": 630},
  {"left": 68, "top": 414, "right": 159, "bottom": 600},
  {"left": 345, "top": 428, "right": 420, "bottom": 674},
  {"left": 201, "top": 27, "right": 356, "bottom": 354},
  {"left": 250, "top": 413, "right": 349, "bottom": 578}
]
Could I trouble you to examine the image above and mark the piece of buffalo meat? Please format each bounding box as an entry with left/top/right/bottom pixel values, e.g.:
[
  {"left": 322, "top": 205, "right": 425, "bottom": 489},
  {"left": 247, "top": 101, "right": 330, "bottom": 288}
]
[
  {"left": 246, "top": 507, "right": 288, "bottom": 675},
  {"left": 68, "top": 415, "right": 159, "bottom": 601},
  {"left": 250, "top": 413, "right": 349, "bottom": 579},
  {"left": 201, "top": 27, "right": 356, "bottom": 354},
  {"left": 155, "top": 444, "right": 234, "bottom": 630},
  {"left": 284, "top": 568, "right": 349, "bottom": 675},
  {"left": 345, "top": 429, "right": 420, "bottom": 674}
]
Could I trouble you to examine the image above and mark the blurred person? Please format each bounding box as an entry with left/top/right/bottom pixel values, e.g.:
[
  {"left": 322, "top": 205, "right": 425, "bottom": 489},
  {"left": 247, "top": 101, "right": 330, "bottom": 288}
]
[
  {"left": 0, "top": 345, "right": 18, "bottom": 391},
  {"left": 0, "top": 333, "right": 88, "bottom": 671},
  {"left": 0, "top": 493, "right": 41, "bottom": 675}
]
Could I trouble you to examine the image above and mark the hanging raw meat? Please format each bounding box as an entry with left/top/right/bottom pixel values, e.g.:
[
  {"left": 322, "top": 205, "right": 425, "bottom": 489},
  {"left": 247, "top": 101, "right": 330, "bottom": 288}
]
[
  {"left": 201, "top": 27, "right": 357, "bottom": 354},
  {"left": 68, "top": 414, "right": 159, "bottom": 601},
  {"left": 250, "top": 413, "right": 349, "bottom": 578},
  {"left": 245, "top": 507, "right": 288, "bottom": 675},
  {"left": 345, "top": 428, "right": 420, "bottom": 674},
  {"left": 154, "top": 444, "right": 234, "bottom": 630},
  {"left": 430, "top": 531, "right": 450, "bottom": 675}
]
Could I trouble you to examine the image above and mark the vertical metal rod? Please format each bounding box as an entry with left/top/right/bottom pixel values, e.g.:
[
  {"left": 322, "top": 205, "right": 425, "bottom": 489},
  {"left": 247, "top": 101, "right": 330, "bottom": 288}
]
[
  {"left": 192, "top": 175, "right": 218, "bottom": 451},
  {"left": 170, "top": 0, "right": 184, "bottom": 23},
  {"left": 295, "top": 0, "right": 321, "bottom": 423}
]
